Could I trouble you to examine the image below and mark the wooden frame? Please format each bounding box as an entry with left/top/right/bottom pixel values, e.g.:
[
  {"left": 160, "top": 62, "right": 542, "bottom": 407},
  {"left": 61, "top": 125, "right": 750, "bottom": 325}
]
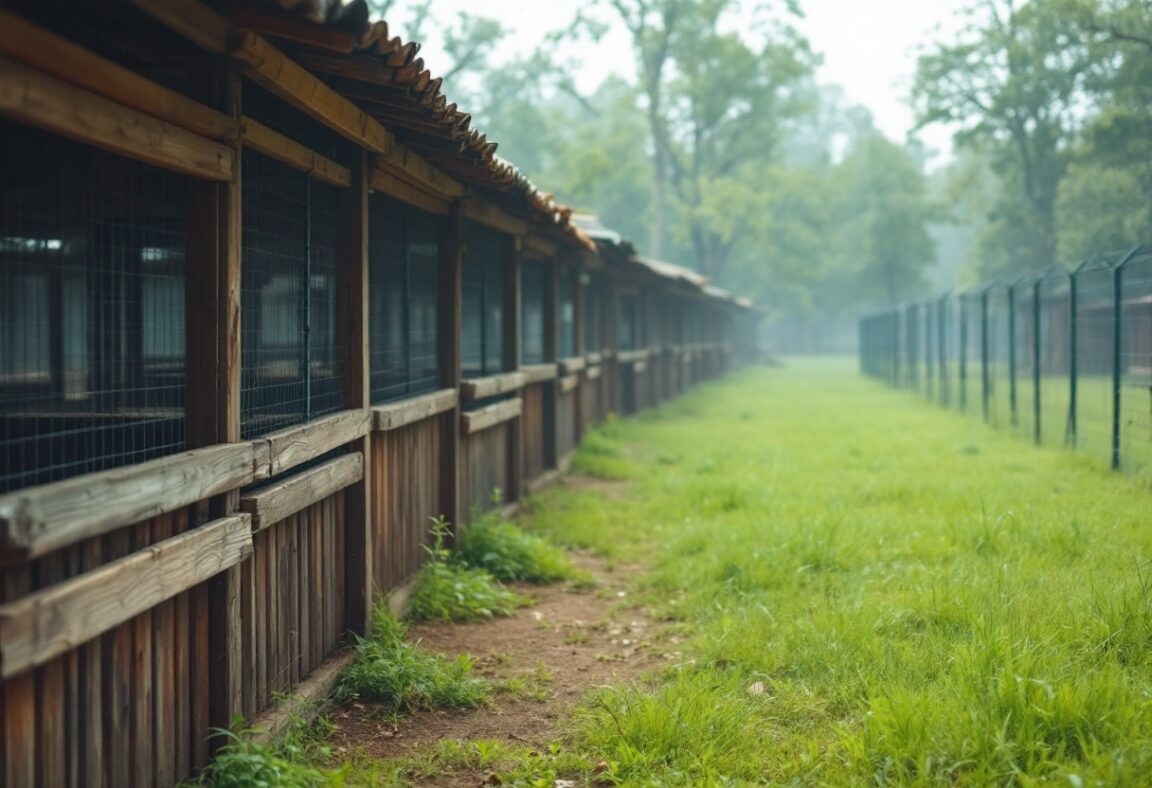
[
  {"left": 460, "top": 372, "right": 526, "bottom": 401},
  {"left": 521, "top": 364, "right": 559, "bottom": 385},
  {"left": 0, "top": 57, "right": 234, "bottom": 181},
  {"left": 240, "top": 454, "right": 363, "bottom": 531},
  {"left": 0, "top": 515, "right": 252, "bottom": 680},
  {"left": 373, "top": 389, "right": 458, "bottom": 432},
  {"left": 259, "top": 410, "right": 373, "bottom": 478},
  {"left": 461, "top": 399, "right": 522, "bottom": 435},
  {"left": 242, "top": 117, "right": 350, "bottom": 187},
  {"left": 464, "top": 198, "right": 529, "bottom": 237}
]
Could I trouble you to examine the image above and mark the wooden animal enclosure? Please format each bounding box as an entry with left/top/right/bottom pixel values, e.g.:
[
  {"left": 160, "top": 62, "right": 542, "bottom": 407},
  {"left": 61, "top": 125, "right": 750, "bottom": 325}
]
[{"left": 0, "top": 1, "right": 758, "bottom": 785}]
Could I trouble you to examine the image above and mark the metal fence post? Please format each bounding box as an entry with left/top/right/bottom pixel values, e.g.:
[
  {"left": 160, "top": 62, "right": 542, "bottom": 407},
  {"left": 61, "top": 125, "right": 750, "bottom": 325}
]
[
  {"left": 939, "top": 295, "right": 948, "bottom": 408},
  {"left": 959, "top": 296, "right": 968, "bottom": 412},
  {"left": 1068, "top": 271, "right": 1077, "bottom": 447},
  {"left": 1008, "top": 283, "right": 1018, "bottom": 427},
  {"left": 981, "top": 289, "right": 990, "bottom": 423},
  {"left": 1032, "top": 279, "right": 1041, "bottom": 445},
  {"left": 1112, "top": 261, "right": 1123, "bottom": 470}
]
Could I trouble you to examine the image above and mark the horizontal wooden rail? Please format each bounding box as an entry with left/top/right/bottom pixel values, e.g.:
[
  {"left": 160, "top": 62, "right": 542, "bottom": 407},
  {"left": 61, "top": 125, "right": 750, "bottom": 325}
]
[
  {"left": 370, "top": 168, "right": 450, "bottom": 216},
  {"left": 259, "top": 409, "right": 372, "bottom": 478},
  {"left": 585, "top": 366, "right": 603, "bottom": 381},
  {"left": 463, "top": 198, "right": 528, "bottom": 237},
  {"left": 559, "top": 356, "right": 586, "bottom": 374},
  {"left": 558, "top": 374, "right": 580, "bottom": 394},
  {"left": 461, "top": 399, "right": 521, "bottom": 435},
  {"left": 524, "top": 234, "right": 557, "bottom": 259},
  {"left": 521, "top": 364, "right": 558, "bottom": 385},
  {"left": 0, "top": 515, "right": 252, "bottom": 679},
  {"left": 0, "top": 444, "right": 258, "bottom": 560},
  {"left": 587, "top": 352, "right": 604, "bottom": 365},
  {"left": 375, "top": 143, "right": 464, "bottom": 199},
  {"left": 617, "top": 349, "right": 649, "bottom": 363},
  {"left": 242, "top": 116, "right": 350, "bottom": 187},
  {"left": 373, "top": 389, "right": 457, "bottom": 431},
  {"left": 634, "top": 361, "right": 648, "bottom": 373},
  {"left": 240, "top": 453, "right": 363, "bottom": 531},
  {"left": 461, "top": 372, "right": 525, "bottom": 401},
  {"left": 0, "top": 11, "right": 237, "bottom": 142},
  {"left": 131, "top": 0, "right": 231, "bottom": 54},
  {"left": 229, "top": 29, "right": 392, "bottom": 154},
  {"left": 0, "top": 57, "right": 234, "bottom": 181}
]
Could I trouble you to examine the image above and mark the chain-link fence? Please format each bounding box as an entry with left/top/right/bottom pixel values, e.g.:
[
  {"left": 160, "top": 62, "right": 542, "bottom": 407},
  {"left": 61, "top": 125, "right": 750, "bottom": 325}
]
[{"left": 860, "top": 243, "right": 1152, "bottom": 474}]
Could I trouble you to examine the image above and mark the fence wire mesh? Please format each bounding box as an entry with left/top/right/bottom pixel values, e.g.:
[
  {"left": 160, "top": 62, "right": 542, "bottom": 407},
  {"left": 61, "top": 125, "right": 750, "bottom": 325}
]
[{"left": 861, "top": 242, "right": 1152, "bottom": 474}]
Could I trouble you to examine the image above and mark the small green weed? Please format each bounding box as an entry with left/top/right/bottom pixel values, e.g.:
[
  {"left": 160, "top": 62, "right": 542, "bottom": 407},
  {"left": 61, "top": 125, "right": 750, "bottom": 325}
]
[
  {"left": 195, "top": 722, "right": 341, "bottom": 787},
  {"left": 454, "top": 511, "right": 577, "bottom": 583},
  {"left": 408, "top": 517, "right": 527, "bottom": 622},
  {"left": 337, "top": 605, "right": 488, "bottom": 712}
]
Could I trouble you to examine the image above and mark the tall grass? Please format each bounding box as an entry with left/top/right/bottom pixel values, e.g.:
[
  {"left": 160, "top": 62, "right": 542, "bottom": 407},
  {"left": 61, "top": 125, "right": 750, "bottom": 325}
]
[{"left": 513, "top": 357, "right": 1152, "bottom": 784}]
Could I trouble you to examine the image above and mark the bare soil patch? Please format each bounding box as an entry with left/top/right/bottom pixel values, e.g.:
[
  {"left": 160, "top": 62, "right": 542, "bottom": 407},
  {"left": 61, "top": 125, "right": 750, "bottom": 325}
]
[{"left": 326, "top": 552, "right": 667, "bottom": 780}]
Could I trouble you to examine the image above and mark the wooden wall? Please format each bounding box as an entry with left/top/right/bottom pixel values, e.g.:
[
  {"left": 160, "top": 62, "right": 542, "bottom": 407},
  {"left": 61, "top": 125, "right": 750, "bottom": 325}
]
[
  {"left": 461, "top": 419, "right": 515, "bottom": 514},
  {"left": 521, "top": 382, "right": 550, "bottom": 485},
  {"left": 556, "top": 387, "right": 577, "bottom": 462},
  {"left": 370, "top": 415, "right": 444, "bottom": 592}
]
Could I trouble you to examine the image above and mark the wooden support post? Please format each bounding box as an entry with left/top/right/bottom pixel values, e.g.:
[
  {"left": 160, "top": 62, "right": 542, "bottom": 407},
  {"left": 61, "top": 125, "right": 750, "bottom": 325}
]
[
  {"left": 572, "top": 266, "right": 586, "bottom": 440},
  {"left": 504, "top": 236, "right": 522, "bottom": 502},
  {"left": 341, "top": 150, "right": 373, "bottom": 637},
  {"left": 439, "top": 203, "right": 464, "bottom": 531},
  {"left": 543, "top": 260, "right": 559, "bottom": 469}
]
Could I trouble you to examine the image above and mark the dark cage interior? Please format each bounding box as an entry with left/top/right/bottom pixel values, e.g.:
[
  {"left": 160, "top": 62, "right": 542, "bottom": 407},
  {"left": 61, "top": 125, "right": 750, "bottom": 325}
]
[
  {"left": 240, "top": 151, "right": 345, "bottom": 439},
  {"left": 462, "top": 222, "right": 508, "bottom": 377},
  {"left": 369, "top": 196, "right": 440, "bottom": 402},
  {"left": 0, "top": 122, "right": 187, "bottom": 494},
  {"left": 520, "top": 262, "right": 547, "bottom": 365}
]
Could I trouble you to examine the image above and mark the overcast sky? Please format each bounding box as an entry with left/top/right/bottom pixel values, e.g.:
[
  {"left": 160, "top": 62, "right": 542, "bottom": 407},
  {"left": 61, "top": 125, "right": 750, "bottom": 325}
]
[{"left": 405, "top": 0, "right": 971, "bottom": 161}]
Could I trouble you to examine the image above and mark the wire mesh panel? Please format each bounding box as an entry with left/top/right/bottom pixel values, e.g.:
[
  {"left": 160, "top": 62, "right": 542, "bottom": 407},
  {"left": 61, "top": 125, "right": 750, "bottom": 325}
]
[
  {"left": 961, "top": 293, "right": 982, "bottom": 415},
  {"left": 558, "top": 269, "right": 576, "bottom": 359},
  {"left": 1012, "top": 280, "right": 1037, "bottom": 441},
  {"left": 985, "top": 285, "right": 1012, "bottom": 429},
  {"left": 1036, "top": 270, "right": 1071, "bottom": 447},
  {"left": 368, "top": 196, "right": 440, "bottom": 402},
  {"left": 939, "top": 295, "right": 955, "bottom": 408},
  {"left": 923, "top": 300, "right": 936, "bottom": 401},
  {"left": 520, "top": 263, "right": 547, "bottom": 365},
  {"left": 0, "top": 123, "right": 187, "bottom": 494},
  {"left": 619, "top": 294, "right": 639, "bottom": 352},
  {"left": 1072, "top": 255, "right": 1117, "bottom": 460},
  {"left": 462, "top": 222, "right": 507, "bottom": 377},
  {"left": 1118, "top": 246, "right": 1152, "bottom": 472},
  {"left": 584, "top": 278, "right": 601, "bottom": 355},
  {"left": 903, "top": 304, "right": 919, "bottom": 391},
  {"left": 240, "top": 151, "right": 344, "bottom": 439}
]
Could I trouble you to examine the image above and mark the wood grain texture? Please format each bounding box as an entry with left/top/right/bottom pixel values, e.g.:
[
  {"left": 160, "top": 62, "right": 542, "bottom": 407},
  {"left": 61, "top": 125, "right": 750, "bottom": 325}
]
[
  {"left": 373, "top": 389, "right": 457, "bottom": 431},
  {"left": 260, "top": 409, "right": 371, "bottom": 476},
  {"left": 130, "top": 0, "right": 231, "bottom": 53},
  {"left": 461, "top": 422, "right": 513, "bottom": 516},
  {"left": 520, "top": 363, "right": 559, "bottom": 384},
  {"left": 0, "top": 11, "right": 236, "bottom": 142},
  {"left": 242, "top": 116, "right": 350, "bottom": 187},
  {"left": 0, "top": 444, "right": 256, "bottom": 560},
  {"left": 230, "top": 29, "right": 391, "bottom": 153},
  {"left": 460, "top": 372, "right": 525, "bottom": 401},
  {"left": 461, "top": 398, "right": 522, "bottom": 435},
  {"left": 0, "top": 57, "right": 234, "bottom": 181},
  {"left": 558, "top": 374, "right": 580, "bottom": 394},
  {"left": 0, "top": 516, "right": 252, "bottom": 680},
  {"left": 463, "top": 198, "right": 528, "bottom": 237},
  {"left": 240, "top": 454, "right": 364, "bottom": 531},
  {"left": 559, "top": 356, "right": 586, "bottom": 374},
  {"left": 369, "top": 169, "right": 450, "bottom": 215}
]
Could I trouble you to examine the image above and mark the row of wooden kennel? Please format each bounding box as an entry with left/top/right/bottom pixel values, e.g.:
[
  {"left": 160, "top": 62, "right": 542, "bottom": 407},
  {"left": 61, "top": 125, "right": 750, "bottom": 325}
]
[{"left": 0, "top": 1, "right": 757, "bottom": 785}]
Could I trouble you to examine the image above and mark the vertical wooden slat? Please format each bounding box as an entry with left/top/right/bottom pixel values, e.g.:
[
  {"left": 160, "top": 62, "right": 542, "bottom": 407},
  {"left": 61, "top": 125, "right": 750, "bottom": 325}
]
[
  {"left": 341, "top": 149, "right": 373, "bottom": 637},
  {"left": 34, "top": 554, "right": 67, "bottom": 788},
  {"left": 2, "top": 566, "right": 36, "bottom": 787},
  {"left": 254, "top": 528, "right": 269, "bottom": 712},
  {"left": 131, "top": 521, "right": 154, "bottom": 785},
  {"left": 152, "top": 512, "right": 177, "bottom": 786}
]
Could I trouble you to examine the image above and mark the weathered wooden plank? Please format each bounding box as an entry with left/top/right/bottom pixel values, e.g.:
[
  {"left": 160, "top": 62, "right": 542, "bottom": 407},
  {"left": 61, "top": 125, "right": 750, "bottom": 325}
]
[
  {"left": 559, "top": 356, "right": 587, "bottom": 374},
  {"left": 461, "top": 399, "right": 522, "bottom": 436},
  {"left": 0, "top": 57, "right": 233, "bottom": 181},
  {"left": 0, "top": 11, "right": 236, "bottom": 143},
  {"left": 229, "top": 29, "right": 391, "bottom": 153},
  {"left": 634, "top": 361, "right": 648, "bottom": 373},
  {"left": 521, "top": 364, "right": 558, "bottom": 385},
  {"left": 617, "top": 349, "right": 649, "bottom": 363},
  {"left": 0, "top": 516, "right": 252, "bottom": 680},
  {"left": 249, "top": 650, "right": 353, "bottom": 745},
  {"left": 240, "top": 454, "right": 363, "bottom": 531},
  {"left": 587, "top": 352, "right": 603, "bottom": 365},
  {"left": 373, "top": 389, "right": 458, "bottom": 431},
  {"left": 368, "top": 169, "right": 451, "bottom": 216},
  {"left": 242, "top": 116, "right": 350, "bottom": 187},
  {"left": 0, "top": 443, "right": 257, "bottom": 560},
  {"left": 376, "top": 143, "right": 464, "bottom": 198},
  {"left": 585, "top": 366, "right": 603, "bottom": 381},
  {"left": 525, "top": 234, "right": 558, "bottom": 259},
  {"left": 559, "top": 374, "right": 580, "bottom": 394},
  {"left": 460, "top": 371, "right": 525, "bottom": 401},
  {"left": 130, "top": 0, "right": 231, "bottom": 54},
  {"left": 464, "top": 198, "right": 528, "bottom": 237},
  {"left": 260, "top": 409, "right": 371, "bottom": 477}
]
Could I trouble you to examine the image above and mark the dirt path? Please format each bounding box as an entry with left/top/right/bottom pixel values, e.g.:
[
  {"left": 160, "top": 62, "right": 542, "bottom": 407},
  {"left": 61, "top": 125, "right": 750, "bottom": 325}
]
[{"left": 326, "top": 551, "right": 669, "bottom": 784}]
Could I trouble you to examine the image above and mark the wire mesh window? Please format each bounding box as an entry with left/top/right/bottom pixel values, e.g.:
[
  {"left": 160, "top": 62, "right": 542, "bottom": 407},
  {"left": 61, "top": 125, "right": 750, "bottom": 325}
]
[
  {"left": 1119, "top": 247, "right": 1152, "bottom": 472},
  {"left": 241, "top": 151, "right": 344, "bottom": 439},
  {"left": 619, "top": 294, "right": 638, "bottom": 351},
  {"left": 1072, "top": 254, "right": 1117, "bottom": 459},
  {"left": 1036, "top": 271, "right": 1071, "bottom": 446},
  {"left": 368, "top": 196, "right": 441, "bottom": 402},
  {"left": 0, "top": 123, "right": 187, "bottom": 494},
  {"left": 461, "top": 222, "right": 507, "bottom": 377},
  {"left": 558, "top": 270, "right": 576, "bottom": 359},
  {"left": 520, "top": 263, "right": 547, "bottom": 365},
  {"left": 584, "top": 280, "right": 601, "bottom": 354},
  {"left": 1011, "top": 280, "right": 1036, "bottom": 440},
  {"left": 985, "top": 285, "right": 1011, "bottom": 428}
]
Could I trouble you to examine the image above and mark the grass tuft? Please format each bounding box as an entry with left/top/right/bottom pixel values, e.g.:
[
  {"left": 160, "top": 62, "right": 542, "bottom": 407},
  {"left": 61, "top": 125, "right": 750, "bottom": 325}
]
[
  {"left": 454, "top": 510, "right": 578, "bottom": 583},
  {"left": 337, "top": 605, "right": 488, "bottom": 712},
  {"left": 194, "top": 723, "right": 340, "bottom": 787}
]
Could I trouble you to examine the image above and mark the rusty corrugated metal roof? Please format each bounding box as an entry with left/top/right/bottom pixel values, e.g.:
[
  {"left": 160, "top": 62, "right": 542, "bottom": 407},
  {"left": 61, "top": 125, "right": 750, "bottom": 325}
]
[{"left": 221, "top": 0, "right": 591, "bottom": 249}]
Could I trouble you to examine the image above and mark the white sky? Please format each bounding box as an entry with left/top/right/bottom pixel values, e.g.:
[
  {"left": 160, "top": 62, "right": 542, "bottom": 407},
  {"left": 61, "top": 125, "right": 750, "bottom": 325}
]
[{"left": 406, "top": 0, "right": 971, "bottom": 162}]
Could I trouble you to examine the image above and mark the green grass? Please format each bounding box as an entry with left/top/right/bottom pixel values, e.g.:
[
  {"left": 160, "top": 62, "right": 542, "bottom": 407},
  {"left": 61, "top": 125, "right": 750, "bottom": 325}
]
[
  {"left": 193, "top": 720, "right": 343, "bottom": 787},
  {"left": 406, "top": 517, "right": 527, "bottom": 622},
  {"left": 454, "top": 509, "right": 579, "bottom": 583},
  {"left": 500, "top": 357, "right": 1152, "bottom": 785},
  {"left": 337, "top": 606, "right": 488, "bottom": 712}
]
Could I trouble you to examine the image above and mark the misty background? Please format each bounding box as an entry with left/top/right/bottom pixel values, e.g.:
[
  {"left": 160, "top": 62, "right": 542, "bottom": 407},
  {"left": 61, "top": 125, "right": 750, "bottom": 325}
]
[{"left": 369, "top": 0, "right": 1152, "bottom": 352}]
